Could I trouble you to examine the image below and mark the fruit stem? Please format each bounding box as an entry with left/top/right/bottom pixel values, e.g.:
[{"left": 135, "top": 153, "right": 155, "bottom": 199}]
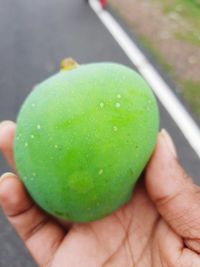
[{"left": 60, "top": 58, "right": 79, "bottom": 71}]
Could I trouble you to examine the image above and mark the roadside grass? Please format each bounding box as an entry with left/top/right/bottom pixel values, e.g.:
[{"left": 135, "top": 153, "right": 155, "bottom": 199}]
[
  {"left": 162, "top": 0, "right": 200, "bottom": 22},
  {"left": 139, "top": 34, "right": 200, "bottom": 118},
  {"left": 182, "top": 80, "right": 200, "bottom": 118},
  {"left": 161, "top": 0, "right": 200, "bottom": 47},
  {"left": 156, "top": 0, "right": 200, "bottom": 118},
  {"left": 174, "top": 32, "right": 200, "bottom": 47},
  {"left": 109, "top": 0, "right": 200, "bottom": 120}
]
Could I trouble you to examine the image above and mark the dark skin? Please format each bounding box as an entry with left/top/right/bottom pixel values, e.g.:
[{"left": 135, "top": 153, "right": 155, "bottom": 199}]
[{"left": 0, "top": 120, "right": 200, "bottom": 267}]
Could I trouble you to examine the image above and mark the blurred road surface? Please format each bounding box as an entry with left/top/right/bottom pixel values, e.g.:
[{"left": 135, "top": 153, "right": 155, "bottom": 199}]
[{"left": 0, "top": 0, "right": 199, "bottom": 266}]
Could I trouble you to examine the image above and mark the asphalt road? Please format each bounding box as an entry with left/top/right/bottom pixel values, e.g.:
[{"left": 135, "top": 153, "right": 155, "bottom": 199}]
[{"left": 0, "top": 1, "right": 199, "bottom": 266}]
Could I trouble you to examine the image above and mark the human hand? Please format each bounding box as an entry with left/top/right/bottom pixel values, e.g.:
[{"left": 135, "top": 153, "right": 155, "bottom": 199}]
[{"left": 0, "top": 120, "right": 200, "bottom": 267}]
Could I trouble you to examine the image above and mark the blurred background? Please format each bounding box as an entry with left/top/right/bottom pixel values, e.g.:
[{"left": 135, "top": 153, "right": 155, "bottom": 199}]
[
  {"left": 0, "top": 0, "right": 199, "bottom": 266},
  {"left": 110, "top": 0, "right": 200, "bottom": 122}
]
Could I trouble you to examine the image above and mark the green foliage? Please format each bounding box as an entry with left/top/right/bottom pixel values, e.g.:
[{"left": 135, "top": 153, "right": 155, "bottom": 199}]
[
  {"left": 184, "top": 0, "right": 200, "bottom": 8},
  {"left": 182, "top": 80, "right": 200, "bottom": 117},
  {"left": 174, "top": 32, "right": 200, "bottom": 47},
  {"left": 162, "top": 0, "right": 200, "bottom": 25}
]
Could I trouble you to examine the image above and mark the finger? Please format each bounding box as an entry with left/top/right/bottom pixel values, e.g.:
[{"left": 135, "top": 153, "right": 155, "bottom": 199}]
[
  {"left": 0, "top": 121, "right": 73, "bottom": 230},
  {"left": 157, "top": 220, "right": 200, "bottom": 267},
  {"left": 145, "top": 129, "right": 200, "bottom": 253},
  {"left": 0, "top": 121, "right": 16, "bottom": 169},
  {"left": 0, "top": 172, "right": 66, "bottom": 267}
]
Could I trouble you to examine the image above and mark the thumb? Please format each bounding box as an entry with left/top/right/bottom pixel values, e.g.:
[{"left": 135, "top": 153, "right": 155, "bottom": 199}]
[{"left": 145, "top": 129, "right": 200, "bottom": 253}]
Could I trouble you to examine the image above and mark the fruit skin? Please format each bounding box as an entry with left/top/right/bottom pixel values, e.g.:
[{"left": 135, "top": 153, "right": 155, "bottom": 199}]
[{"left": 14, "top": 62, "right": 159, "bottom": 222}]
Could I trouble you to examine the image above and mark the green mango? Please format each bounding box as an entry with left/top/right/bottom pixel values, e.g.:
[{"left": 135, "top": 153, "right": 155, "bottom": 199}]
[{"left": 14, "top": 60, "right": 159, "bottom": 222}]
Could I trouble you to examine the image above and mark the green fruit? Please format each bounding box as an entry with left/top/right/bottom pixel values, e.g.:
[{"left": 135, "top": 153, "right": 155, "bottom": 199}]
[{"left": 14, "top": 60, "right": 159, "bottom": 222}]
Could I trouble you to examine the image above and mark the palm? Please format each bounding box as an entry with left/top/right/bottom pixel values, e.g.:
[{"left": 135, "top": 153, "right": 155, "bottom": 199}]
[{"left": 50, "top": 180, "right": 179, "bottom": 267}]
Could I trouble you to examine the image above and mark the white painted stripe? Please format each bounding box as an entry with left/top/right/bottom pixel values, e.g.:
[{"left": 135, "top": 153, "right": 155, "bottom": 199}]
[{"left": 89, "top": 0, "right": 200, "bottom": 158}]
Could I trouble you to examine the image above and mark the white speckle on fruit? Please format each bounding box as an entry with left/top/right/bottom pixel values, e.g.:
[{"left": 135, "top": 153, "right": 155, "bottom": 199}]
[
  {"left": 117, "top": 94, "right": 121, "bottom": 99},
  {"left": 37, "top": 124, "right": 41, "bottom": 130},
  {"left": 32, "top": 172, "right": 36, "bottom": 176},
  {"left": 54, "top": 144, "right": 58, "bottom": 149},
  {"left": 30, "top": 134, "right": 35, "bottom": 139},
  {"left": 115, "top": 102, "right": 121, "bottom": 108},
  {"left": 24, "top": 176, "right": 27, "bottom": 181},
  {"left": 25, "top": 142, "right": 28, "bottom": 147},
  {"left": 31, "top": 103, "right": 36, "bottom": 108},
  {"left": 98, "top": 169, "right": 103, "bottom": 175},
  {"left": 99, "top": 102, "right": 104, "bottom": 108},
  {"left": 113, "top": 126, "right": 118, "bottom": 132}
]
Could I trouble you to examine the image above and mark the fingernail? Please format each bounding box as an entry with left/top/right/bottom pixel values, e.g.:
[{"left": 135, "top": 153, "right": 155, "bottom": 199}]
[
  {"left": 0, "top": 172, "right": 16, "bottom": 184},
  {"left": 161, "top": 129, "right": 177, "bottom": 158}
]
